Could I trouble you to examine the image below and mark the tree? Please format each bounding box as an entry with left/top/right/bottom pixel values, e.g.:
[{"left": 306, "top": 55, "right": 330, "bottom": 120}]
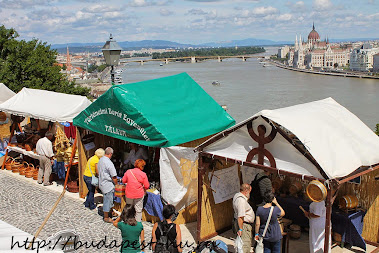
[
  {"left": 62, "top": 64, "right": 67, "bottom": 71},
  {"left": 375, "top": 124, "right": 379, "bottom": 136},
  {"left": 0, "top": 25, "right": 89, "bottom": 96}
]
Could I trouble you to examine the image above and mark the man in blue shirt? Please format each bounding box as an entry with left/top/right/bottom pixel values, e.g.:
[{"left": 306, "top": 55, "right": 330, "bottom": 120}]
[{"left": 98, "top": 147, "right": 117, "bottom": 223}]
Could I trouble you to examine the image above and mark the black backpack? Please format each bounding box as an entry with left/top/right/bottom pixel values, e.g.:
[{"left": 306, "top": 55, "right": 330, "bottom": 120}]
[
  {"left": 250, "top": 173, "right": 268, "bottom": 207},
  {"left": 155, "top": 222, "right": 176, "bottom": 253}
]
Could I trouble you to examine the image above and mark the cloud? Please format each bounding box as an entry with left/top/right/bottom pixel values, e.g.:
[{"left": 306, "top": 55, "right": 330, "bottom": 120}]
[
  {"left": 82, "top": 4, "right": 121, "bottom": 13},
  {"left": 251, "top": 6, "right": 278, "bottom": 15},
  {"left": 0, "top": 0, "right": 54, "bottom": 9},
  {"left": 286, "top": 1, "right": 307, "bottom": 12},
  {"left": 160, "top": 8, "right": 173, "bottom": 16},
  {"left": 184, "top": 0, "right": 220, "bottom": 2},
  {"left": 276, "top": 13, "right": 293, "bottom": 21},
  {"left": 187, "top": 8, "right": 208, "bottom": 15},
  {"left": 313, "top": 0, "right": 333, "bottom": 11}
]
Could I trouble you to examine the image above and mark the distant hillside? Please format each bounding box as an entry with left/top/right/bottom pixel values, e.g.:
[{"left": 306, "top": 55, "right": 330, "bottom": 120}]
[
  {"left": 199, "top": 38, "right": 292, "bottom": 47},
  {"left": 51, "top": 37, "right": 378, "bottom": 53}
]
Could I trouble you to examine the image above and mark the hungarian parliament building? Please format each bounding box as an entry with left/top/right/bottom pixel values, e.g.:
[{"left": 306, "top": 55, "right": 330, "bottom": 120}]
[{"left": 278, "top": 24, "right": 379, "bottom": 71}]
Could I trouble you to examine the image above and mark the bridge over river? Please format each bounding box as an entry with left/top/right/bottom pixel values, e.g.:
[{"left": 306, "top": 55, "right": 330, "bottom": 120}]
[{"left": 120, "top": 55, "right": 264, "bottom": 65}]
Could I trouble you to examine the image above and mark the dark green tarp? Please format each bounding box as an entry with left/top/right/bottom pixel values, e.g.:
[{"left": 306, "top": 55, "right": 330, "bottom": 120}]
[{"left": 73, "top": 73, "right": 235, "bottom": 147}]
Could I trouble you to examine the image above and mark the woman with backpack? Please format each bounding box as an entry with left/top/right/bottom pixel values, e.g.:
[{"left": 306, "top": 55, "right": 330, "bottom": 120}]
[
  {"left": 254, "top": 190, "right": 285, "bottom": 253},
  {"left": 152, "top": 204, "right": 182, "bottom": 253},
  {"left": 113, "top": 204, "right": 145, "bottom": 253}
]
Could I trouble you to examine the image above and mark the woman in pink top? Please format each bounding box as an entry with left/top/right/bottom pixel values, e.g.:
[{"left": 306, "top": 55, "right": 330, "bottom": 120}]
[{"left": 122, "top": 159, "right": 150, "bottom": 221}]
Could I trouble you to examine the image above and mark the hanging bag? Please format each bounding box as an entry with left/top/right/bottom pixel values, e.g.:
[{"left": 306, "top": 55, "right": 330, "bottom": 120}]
[
  {"left": 255, "top": 206, "right": 274, "bottom": 253},
  {"left": 88, "top": 157, "right": 99, "bottom": 187}
]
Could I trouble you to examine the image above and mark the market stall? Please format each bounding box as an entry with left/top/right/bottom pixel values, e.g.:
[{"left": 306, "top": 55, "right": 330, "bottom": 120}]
[
  {"left": 0, "top": 87, "right": 91, "bottom": 192},
  {"left": 195, "top": 97, "right": 379, "bottom": 252},
  {"left": 0, "top": 83, "right": 16, "bottom": 146},
  {"left": 73, "top": 72, "right": 235, "bottom": 223}
]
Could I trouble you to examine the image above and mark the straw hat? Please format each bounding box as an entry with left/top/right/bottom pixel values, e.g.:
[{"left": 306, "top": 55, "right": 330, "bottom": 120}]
[
  {"left": 0, "top": 112, "right": 11, "bottom": 139},
  {"left": 0, "top": 112, "right": 7, "bottom": 123}
]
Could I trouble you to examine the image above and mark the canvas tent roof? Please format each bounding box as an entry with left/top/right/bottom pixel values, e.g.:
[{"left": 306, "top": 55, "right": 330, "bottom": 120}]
[
  {"left": 73, "top": 73, "right": 235, "bottom": 147},
  {"left": 197, "top": 98, "right": 379, "bottom": 180},
  {"left": 0, "top": 83, "right": 16, "bottom": 104},
  {"left": 0, "top": 88, "right": 91, "bottom": 122}
]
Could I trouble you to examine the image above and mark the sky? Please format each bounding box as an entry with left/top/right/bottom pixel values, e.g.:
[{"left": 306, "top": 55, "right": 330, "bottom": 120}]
[{"left": 0, "top": 0, "right": 378, "bottom": 45}]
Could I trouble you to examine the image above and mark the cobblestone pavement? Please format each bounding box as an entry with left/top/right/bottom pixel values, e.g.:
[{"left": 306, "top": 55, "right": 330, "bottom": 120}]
[{"left": 0, "top": 170, "right": 158, "bottom": 253}]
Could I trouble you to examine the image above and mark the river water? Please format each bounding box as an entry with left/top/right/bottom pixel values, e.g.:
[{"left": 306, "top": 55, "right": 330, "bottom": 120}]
[{"left": 121, "top": 47, "right": 379, "bottom": 130}]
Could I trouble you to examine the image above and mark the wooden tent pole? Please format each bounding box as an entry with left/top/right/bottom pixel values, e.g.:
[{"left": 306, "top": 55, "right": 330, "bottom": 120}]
[
  {"left": 323, "top": 184, "right": 340, "bottom": 253},
  {"left": 196, "top": 154, "right": 204, "bottom": 242},
  {"left": 28, "top": 189, "right": 66, "bottom": 249},
  {"left": 1, "top": 122, "right": 16, "bottom": 170},
  {"left": 64, "top": 127, "right": 78, "bottom": 188}
]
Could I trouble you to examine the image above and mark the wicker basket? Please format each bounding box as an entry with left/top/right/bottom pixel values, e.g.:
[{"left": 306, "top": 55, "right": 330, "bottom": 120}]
[
  {"left": 18, "top": 162, "right": 28, "bottom": 176},
  {"left": 11, "top": 160, "right": 22, "bottom": 173},
  {"left": 67, "top": 181, "right": 79, "bottom": 193},
  {"left": 306, "top": 180, "right": 327, "bottom": 202},
  {"left": 32, "top": 166, "right": 39, "bottom": 180},
  {"left": 289, "top": 224, "right": 301, "bottom": 239},
  {"left": 4, "top": 157, "right": 13, "bottom": 170}
]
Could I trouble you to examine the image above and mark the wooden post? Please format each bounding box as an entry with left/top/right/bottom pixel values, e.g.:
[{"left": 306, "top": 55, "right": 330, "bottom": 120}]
[
  {"left": 64, "top": 127, "right": 78, "bottom": 188},
  {"left": 1, "top": 122, "right": 16, "bottom": 170},
  {"left": 324, "top": 187, "right": 333, "bottom": 253},
  {"left": 196, "top": 153, "right": 204, "bottom": 242}
]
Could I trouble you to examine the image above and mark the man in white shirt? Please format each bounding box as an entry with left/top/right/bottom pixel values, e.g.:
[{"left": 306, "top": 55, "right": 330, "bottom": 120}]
[
  {"left": 123, "top": 142, "right": 148, "bottom": 169},
  {"left": 233, "top": 183, "right": 254, "bottom": 253},
  {"left": 36, "top": 131, "right": 54, "bottom": 186}
]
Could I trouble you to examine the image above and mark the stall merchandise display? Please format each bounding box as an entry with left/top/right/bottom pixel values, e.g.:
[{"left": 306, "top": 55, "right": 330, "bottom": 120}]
[
  {"left": 339, "top": 195, "right": 359, "bottom": 210},
  {"left": 306, "top": 180, "right": 327, "bottom": 202}
]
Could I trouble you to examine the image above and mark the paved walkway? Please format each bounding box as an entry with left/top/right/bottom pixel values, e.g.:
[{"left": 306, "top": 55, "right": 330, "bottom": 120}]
[{"left": 0, "top": 169, "right": 159, "bottom": 252}]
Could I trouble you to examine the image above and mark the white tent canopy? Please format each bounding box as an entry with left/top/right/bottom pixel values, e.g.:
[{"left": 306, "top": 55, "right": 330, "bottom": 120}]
[
  {"left": 0, "top": 83, "right": 16, "bottom": 104},
  {"left": 0, "top": 88, "right": 91, "bottom": 123},
  {"left": 200, "top": 98, "right": 379, "bottom": 180}
]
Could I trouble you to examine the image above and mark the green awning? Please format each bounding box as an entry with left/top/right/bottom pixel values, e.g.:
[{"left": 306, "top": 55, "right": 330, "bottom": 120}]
[{"left": 73, "top": 73, "right": 235, "bottom": 147}]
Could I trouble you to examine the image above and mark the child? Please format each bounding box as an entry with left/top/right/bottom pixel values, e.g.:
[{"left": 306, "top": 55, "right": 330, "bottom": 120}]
[{"left": 113, "top": 204, "right": 144, "bottom": 253}]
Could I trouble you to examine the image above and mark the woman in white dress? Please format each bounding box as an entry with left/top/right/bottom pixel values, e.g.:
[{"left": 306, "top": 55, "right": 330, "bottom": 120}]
[{"left": 304, "top": 200, "right": 331, "bottom": 253}]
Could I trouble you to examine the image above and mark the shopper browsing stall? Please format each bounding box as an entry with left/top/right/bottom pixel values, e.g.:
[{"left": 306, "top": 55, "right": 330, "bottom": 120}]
[
  {"left": 36, "top": 131, "right": 54, "bottom": 186},
  {"left": 233, "top": 183, "right": 254, "bottom": 253},
  {"left": 254, "top": 190, "right": 285, "bottom": 253},
  {"left": 113, "top": 204, "right": 145, "bottom": 253},
  {"left": 83, "top": 148, "right": 105, "bottom": 210},
  {"left": 98, "top": 147, "right": 117, "bottom": 223},
  {"left": 122, "top": 159, "right": 149, "bottom": 222}
]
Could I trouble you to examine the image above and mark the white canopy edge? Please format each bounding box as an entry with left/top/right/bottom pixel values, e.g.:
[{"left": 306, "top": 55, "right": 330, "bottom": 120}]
[
  {"left": 200, "top": 98, "right": 379, "bottom": 179},
  {"left": 0, "top": 83, "right": 16, "bottom": 104},
  {"left": 0, "top": 88, "right": 91, "bottom": 123}
]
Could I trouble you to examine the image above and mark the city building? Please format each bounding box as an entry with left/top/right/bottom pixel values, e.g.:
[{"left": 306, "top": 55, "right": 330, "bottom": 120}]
[
  {"left": 373, "top": 53, "right": 379, "bottom": 72},
  {"left": 350, "top": 44, "right": 379, "bottom": 72},
  {"left": 278, "top": 45, "right": 290, "bottom": 59},
  {"left": 285, "top": 24, "right": 351, "bottom": 69}
]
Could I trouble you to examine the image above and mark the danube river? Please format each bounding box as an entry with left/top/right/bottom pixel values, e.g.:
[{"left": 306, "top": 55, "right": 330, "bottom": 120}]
[{"left": 121, "top": 47, "right": 379, "bottom": 130}]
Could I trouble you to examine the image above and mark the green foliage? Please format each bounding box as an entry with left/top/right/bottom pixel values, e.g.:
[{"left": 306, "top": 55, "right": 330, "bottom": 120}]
[
  {"left": 152, "top": 46, "right": 265, "bottom": 59},
  {"left": 87, "top": 64, "right": 97, "bottom": 73},
  {"left": 0, "top": 25, "right": 89, "bottom": 96},
  {"left": 375, "top": 124, "right": 379, "bottom": 136},
  {"left": 62, "top": 63, "right": 67, "bottom": 70},
  {"left": 97, "top": 64, "right": 107, "bottom": 72},
  {"left": 133, "top": 52, "right": 151, "bottom": 57}
]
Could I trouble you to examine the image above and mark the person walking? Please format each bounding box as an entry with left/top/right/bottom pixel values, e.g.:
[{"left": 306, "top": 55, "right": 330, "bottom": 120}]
[
  {"left": 98, "top": 147, "right": 117, "bottom": 223},
  {"left": 233, "top": 183, "right": 254, "bottom": 253},
  {"left": 254, "top": 190, "right": 285, "bottom": 253},
  {"left": 152, "top": 204, "right": 182, "bottom": 253},
  {"left": 304, "top": 200, "right": 331, "bottom": 253},
  {"left": 36, "top": 131, "right": 54, "bottom": 186},
  {"left": 113, "top": 204, "right": 145, "bottom": 253},
  {"left": 122, "top": 159, "right": 149, "bottom": 222},
  {"left": 83, "top": 148, "right": 105, "bottom": 210}
]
